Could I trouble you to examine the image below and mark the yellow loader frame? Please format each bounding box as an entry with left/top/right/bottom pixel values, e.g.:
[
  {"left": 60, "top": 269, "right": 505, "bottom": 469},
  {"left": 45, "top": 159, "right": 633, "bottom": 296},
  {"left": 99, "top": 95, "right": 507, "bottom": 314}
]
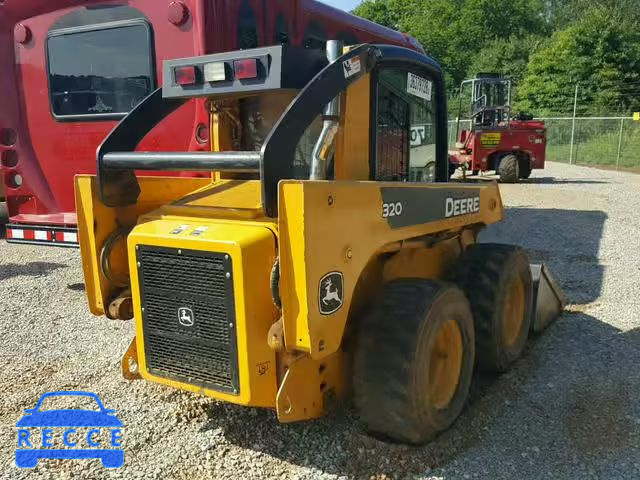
[{"left": 72, "top": 43, "right": 559, "bottom": 444}]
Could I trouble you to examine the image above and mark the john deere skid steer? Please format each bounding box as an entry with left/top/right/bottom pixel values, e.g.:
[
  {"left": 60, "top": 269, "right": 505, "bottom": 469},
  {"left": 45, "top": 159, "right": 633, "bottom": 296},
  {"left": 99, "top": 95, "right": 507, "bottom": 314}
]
[{"left": 75, "top": 42, "right": 563, "bottom": 444}]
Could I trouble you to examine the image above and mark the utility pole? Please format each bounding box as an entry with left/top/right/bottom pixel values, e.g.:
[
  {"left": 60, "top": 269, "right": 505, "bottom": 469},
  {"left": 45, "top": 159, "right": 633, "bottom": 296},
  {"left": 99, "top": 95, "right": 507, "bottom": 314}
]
[
  {"left": 569, "top": 83, "right": 579, "bottom": 165},
  {"left": 616, "top": 118, "right": 624, "bottom": 170}
]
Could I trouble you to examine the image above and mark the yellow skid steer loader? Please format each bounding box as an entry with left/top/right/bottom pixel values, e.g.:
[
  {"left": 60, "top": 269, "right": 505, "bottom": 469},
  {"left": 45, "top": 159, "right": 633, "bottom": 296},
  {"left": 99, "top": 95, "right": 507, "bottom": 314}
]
[{"left": 75, "top": 41, "right": 563, "bottom": 444}]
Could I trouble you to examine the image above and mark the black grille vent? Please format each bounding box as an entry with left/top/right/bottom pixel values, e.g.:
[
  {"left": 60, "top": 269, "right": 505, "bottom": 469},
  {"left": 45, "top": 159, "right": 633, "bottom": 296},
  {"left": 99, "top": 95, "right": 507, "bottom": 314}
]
[{"left": 137, "top": 245, "right": 239, "bottom": 394}]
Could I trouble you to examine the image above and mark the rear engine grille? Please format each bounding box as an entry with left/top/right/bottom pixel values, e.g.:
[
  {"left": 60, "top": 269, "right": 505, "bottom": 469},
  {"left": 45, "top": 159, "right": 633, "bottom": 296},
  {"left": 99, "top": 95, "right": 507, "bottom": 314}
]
[{"left": 137, "top": 246, "right": 239, "bottom": 393}]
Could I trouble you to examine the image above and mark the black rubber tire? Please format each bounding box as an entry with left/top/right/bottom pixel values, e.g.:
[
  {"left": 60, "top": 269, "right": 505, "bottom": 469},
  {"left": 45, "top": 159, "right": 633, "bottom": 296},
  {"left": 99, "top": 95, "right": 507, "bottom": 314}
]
[
  {"left": 455, "top": 244, "right": 533, "bottom": 372},
  {"left": 518, "top": 160, "right": 532, "bottom": 179},
  {"left": 354, "top": 280, "right": 475, "bottom": 444},
  {"left": 498, "top": 154, "right": 519, "bottom": 183}
]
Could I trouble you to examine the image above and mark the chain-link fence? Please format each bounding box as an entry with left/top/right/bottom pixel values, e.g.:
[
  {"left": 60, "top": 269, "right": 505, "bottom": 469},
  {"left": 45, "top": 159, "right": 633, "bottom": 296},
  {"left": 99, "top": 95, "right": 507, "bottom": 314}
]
[
  {"left": 448, "top": 117, "right": 640, "bottom": 169},
  {"left": 541, "top": 117, "right": 640, "bottom": 168}
]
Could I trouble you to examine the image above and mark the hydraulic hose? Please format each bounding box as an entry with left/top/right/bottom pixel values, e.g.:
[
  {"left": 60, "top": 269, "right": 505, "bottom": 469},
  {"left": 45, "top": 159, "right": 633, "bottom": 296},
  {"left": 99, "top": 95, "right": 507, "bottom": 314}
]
[{"left": 270, "top": 257, "right": 282, "bottom": 309}]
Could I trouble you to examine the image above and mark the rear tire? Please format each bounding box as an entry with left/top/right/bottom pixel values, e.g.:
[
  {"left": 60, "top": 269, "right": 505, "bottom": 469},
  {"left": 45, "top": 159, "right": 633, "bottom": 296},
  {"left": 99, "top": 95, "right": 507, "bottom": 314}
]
[
  {"left": 354, "top": 280, "right": 475, "bottom": 444},
  {"left": 519, "top": 161, "right": 532, "bottom": 179},
  {"left": 518, "top": 153, "right": 532, "bottom": 179},
  {"left": 498, "top": 154, "right": 519, "bottom": 183},
  {"left": 455, "top": 244, "right": 533, "bottom": 372}
]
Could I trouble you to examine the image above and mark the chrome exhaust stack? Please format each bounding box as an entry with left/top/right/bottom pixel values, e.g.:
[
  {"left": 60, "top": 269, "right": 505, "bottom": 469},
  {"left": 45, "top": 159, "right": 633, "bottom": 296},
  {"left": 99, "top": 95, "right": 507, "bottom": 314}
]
[{"left": 310, "top": 40, "right": 343, "bottom": 181}]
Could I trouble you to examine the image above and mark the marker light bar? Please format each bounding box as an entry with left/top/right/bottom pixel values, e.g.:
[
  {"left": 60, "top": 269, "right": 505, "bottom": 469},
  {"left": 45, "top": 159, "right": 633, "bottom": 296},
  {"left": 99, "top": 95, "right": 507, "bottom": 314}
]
[
  {"left": 162, "top": 45, "right": 328, "bottom": 99},
  {"left": 174, "top": 65, "right": 197, "bottom": 86},
  {"left": 204, "top": 62, "right": 228, "bottom": 82},
  {"left": 234, "top": 58, "right": 258, "bottom": 79}
]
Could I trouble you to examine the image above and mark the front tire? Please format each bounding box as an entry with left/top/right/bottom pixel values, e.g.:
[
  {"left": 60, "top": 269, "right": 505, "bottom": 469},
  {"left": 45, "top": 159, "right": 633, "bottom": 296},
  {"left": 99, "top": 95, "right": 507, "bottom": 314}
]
[
  {"left": 456, "top": 244, "right": 533, "bottom": 372},
  {"left": 498, "top": 154, "right": 519, "bottom": 183},
  {"left": 354, "top": 280, "right": 475, "bottom": 444}
]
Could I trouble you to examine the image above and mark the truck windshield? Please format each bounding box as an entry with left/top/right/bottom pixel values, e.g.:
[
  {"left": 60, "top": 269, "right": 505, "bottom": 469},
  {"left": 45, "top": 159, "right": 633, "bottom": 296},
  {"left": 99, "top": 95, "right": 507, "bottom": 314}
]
[{"left": 47, "top": 21, "right": 154, "bottom": 119}]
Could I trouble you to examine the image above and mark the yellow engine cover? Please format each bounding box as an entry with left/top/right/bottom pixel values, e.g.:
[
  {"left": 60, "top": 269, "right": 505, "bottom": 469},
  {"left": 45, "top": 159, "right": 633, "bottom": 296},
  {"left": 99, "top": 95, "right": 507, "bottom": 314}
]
[{"left": 127, "top": 217, "right": 279, "bottom": 407}]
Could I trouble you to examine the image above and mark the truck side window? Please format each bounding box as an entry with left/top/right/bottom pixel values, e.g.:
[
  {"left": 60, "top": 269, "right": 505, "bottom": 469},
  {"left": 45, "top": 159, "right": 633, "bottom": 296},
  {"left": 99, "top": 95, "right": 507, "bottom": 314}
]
[{"left": 375, "top": 69, "right": 437, "bottom": 182}]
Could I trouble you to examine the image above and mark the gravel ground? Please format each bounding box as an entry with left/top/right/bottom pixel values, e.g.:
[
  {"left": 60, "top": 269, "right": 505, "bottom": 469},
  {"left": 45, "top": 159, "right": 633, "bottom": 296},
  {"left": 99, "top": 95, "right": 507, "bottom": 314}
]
[{"left": 1, "top": 161, "right": 639, "bottom": 479}]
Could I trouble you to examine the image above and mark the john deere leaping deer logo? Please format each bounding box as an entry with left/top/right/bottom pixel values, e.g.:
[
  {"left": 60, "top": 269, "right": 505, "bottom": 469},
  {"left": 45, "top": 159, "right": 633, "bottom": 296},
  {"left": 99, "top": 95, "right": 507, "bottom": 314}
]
[{"left": 318, "top": 272, "right": 344, "bottom": 315}]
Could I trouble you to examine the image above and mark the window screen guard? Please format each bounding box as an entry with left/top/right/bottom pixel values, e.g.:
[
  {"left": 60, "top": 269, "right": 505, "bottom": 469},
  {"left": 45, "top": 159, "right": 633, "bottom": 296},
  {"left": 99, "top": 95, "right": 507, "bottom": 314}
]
[{"left": 373, "top": 68, "right": 439, "bottom": 183}]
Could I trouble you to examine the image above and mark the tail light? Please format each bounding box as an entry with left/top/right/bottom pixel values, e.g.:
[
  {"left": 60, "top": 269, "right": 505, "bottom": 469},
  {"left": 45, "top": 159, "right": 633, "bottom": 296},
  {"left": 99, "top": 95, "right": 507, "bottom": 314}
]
[
  {"left": 174, "top": 66, "right": 197, "bottom": 86},
  {"left": 234, "top": 59, "right": 258, "bottom": 80}
]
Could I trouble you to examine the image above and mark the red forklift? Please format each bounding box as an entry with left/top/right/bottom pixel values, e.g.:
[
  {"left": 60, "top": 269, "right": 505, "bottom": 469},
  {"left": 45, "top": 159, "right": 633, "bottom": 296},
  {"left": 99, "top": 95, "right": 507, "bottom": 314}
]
[
  {"left": 0, "top": 0, "right": 421, "bottom": 247},
  {"left": 448, "top": 74, "right": 546, "bottom": 183}
]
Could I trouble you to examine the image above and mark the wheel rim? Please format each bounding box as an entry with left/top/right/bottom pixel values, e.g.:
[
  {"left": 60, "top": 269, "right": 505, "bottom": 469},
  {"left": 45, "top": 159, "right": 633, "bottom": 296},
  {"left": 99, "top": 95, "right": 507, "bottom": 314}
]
[
  {"left": 428, "top": 319, "right": 463, "bottom": 410},
  {"left": 503, "top": 276, "right": 525, "bottom": 347}
]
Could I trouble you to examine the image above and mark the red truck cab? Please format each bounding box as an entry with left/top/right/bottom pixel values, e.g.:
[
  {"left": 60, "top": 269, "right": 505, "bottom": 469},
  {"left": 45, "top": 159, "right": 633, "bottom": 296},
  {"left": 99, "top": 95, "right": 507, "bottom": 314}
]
[{"left": 0, "top": 0, "right": 420, "bottom": 246}]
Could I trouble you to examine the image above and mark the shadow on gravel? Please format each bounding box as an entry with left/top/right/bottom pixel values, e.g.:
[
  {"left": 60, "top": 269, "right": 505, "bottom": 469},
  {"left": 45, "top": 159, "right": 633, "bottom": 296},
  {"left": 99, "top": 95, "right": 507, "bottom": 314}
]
[
  {"left": 199, "top": 313, "right": 640, "bottom": 479},
  {"left": 525, "top": 177, "right": 609, "bottom": 185},
  {"left": 451, "top": 176, "right": 609, "bottom": 185},
  {"left": 480, "top": 207, "right": 607, "bottom": 304},
  {"left": 553, "top": 315, "right": 640, "bottom": 463},
  {"left": 0, "top": 262, "right": 67, "bottom": 281},
  {"left": 67, "top": 282, "right": 86, "bottom": 292}
]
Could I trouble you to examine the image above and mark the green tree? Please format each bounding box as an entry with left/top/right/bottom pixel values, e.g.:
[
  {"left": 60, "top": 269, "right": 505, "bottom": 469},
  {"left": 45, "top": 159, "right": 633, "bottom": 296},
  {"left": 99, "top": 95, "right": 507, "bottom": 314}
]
[
  {"left": 352, "top": 0, "right": 403, "bottom": 29},
  {"left": 354, "top": 0, "right": 548, "bottom": 88},
  {"left": 516, "top": 8, "right": 640, "bottom": 115},
  {"left": 467, "top": 35, "right": 543, "bottom": 87},
  {"left": 546, "top": 0, "right": 640, "bottom": 30}
]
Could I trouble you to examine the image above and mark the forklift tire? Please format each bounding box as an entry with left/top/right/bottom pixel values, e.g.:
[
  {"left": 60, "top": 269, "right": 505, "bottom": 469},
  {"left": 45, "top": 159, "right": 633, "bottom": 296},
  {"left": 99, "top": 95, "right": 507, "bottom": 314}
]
[
  {"left": 498, "top": 154, "right": 519, "bottom": 183},
  {"left": 518, "top": 161, "right": 532, "bottom": 179},
  {"left": 354, "top": 280, "right": 475, "bottom": 444},
  {"left": 455, "top": 244, "right": 533, "bottom": 372}
]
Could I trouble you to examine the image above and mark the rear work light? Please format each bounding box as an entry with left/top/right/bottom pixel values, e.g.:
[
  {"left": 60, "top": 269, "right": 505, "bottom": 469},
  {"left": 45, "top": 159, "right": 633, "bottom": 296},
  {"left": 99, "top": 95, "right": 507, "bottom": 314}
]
[
  {"left": 234, "top": 59, "right": 258, "bottom": 80},
  {"left": 174, "top": 65, "right": 197, "bottom": 86},
  {"left": 204, "top": 62, "right": 228, "bottom": 82}
]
